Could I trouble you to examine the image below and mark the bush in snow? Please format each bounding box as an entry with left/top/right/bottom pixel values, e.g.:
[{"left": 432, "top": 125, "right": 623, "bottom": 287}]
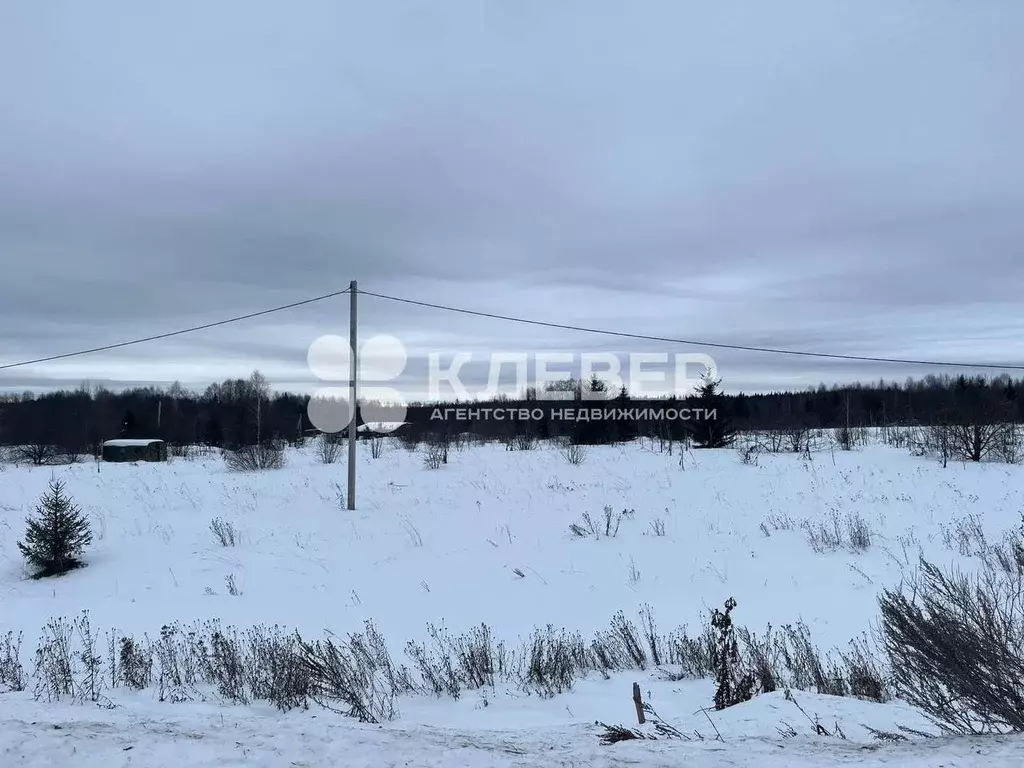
[
  {"left": 738, "top": 441, "right": 760, "bottom": 466},
  {"left": 17, "top": 478, "right": 93, "bottom": 579},
  {"left": 369, "top": 436, "right": 386, "bottom": 458},
  {"left": 560, "top": 441, "right": 587, "bottom": 465},
  {"left": 113, "top": 635, "right": 154, "bottom": 691},
  {"left": 506, "top": 431, "right": 537, "bottom": 451},
  {"left": 846, "top": 511, "right": 874, "bottom": 552},
  {"left": 223, "top": 441, "right": 286, "bottom": 472},
  {"left": 31, "top": 612, "right": 106, "bottom": 704},
  {"left": 994, "top": 423, "right": 1024, "bottom": 465},
  {"left": 0, "top": 632, "right": 24, "bottom": 692},
  {"left": 569, "top": 505, "right": 624, "bottom": 538},
  {"left": 209, "top": 517, "right": 237, "bottom": 547},
  {"left": 880, "top": 519, "right": 1024, "bottom": 734},
  {"left": 299, "top": 621, "right": 410, "bottom": 722},
  {"left": 316, "top": 433, "right": 343, "bottom": 464},
  {"left": 801, "top": 509, "right": 874, "bottom": 554},
  {"left": 422, "top": 443, "right": 445, "bottom": 470},
  {"left": 7, "top": 603, "right": 891, "bottom": 720}
]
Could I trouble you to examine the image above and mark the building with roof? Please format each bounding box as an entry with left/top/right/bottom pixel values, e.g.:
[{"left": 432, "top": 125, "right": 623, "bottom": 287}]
[{"left": 101, "top": 438, "right": 168, "bottom": 462}]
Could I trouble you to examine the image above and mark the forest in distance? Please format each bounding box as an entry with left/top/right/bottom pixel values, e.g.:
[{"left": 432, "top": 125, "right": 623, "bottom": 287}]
[{"left": 1, "top": 371, "right": 1021, "bottom": 457}]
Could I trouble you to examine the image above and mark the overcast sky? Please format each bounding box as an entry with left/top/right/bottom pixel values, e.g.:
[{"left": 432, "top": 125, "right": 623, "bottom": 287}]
[{"left": 2, "top": 1, "right": 1023, "bottom": 399}]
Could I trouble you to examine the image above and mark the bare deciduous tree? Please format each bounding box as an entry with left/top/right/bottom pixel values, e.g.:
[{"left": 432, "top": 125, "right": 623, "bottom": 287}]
[
  {"left": 948, "top": 421, "right": 1008, "bottom": 463},
  {"left": 17, "top": 443, "right": 61, "bottom": 466}
]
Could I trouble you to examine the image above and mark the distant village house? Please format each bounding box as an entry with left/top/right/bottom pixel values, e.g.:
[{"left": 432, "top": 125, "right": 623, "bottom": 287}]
[{"left": 101, "top": 438, "right": 168, "bottom": 463}]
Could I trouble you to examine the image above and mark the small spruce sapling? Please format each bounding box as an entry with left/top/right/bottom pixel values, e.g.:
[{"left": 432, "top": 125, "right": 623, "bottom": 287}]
[
  {"left": 711, "top": 597, "right": 755, "bottom": 710},
  {"left": 17, "top": 478, "right": 93, "bottom": 579}
]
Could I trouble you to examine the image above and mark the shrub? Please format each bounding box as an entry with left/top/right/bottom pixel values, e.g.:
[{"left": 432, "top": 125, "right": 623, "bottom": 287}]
[
  {"left": 664, "top": 623, "right": 715, "bottom": 679},
  {"left": 569, "top": 506, "right": 623, "bottom": 538},
  {"left": 560, "top": 441, "right": 587, "bottom": 466},
  {"left": 113, "top": 635, "right": 154, "bottom": 691},
  {"left": 879, "top": 538, "right": 1024, "bottom": 734},
  {"left": 939, "top": 512, "right": 989, "bottom": 557},
  {"left": 17, "top": 479, "right": 93, "bottom": 579},
  {"left": 422, "top": 443, "right": 445, "bottom": 470},
  {"left": 5, "top": 603, "right": 891, "bottom": 721},
  {"left": 785, "top": 426, "right": 811, "bottom": 453},
  {"left": 32, "top": 616, "right": 78, "bottom": 701},
  {"left": 245, "top": 624, "right": 312, "bottom": 712},
  {"left": 316, "top": 433, "right": 342, "bottom": 464},
  {"left": 738, "top": 442, "right": 760, "bottom": 465},
  {"left": 846, "top": 512, "right": 873, "bottom": 552},
  {"left": 0, "top": 632, "right": 25, "bottom": 692},
  {"left": 210, "top": 517, "right": 237, "bottom": 547},
  {"left": 762, "top": 511, "right": 797, "bottom": 533},
  {"left": 802, "top": 512, "right": 844, "bottom": 553},
  {"left": 369, "top": 437, "right": 385, "bottom": 459},
  {"left": 995, "top": 424, "right": 1023, "bottom": 464},
  {"left": 508, "top": 432, "right": 537, "bottom": 451},
  {"left": 518, "top": 625, "right": 590, "bottom": 698},
  {"left": 422, "top": 433, "right": 450, "bottom": 468},
  {"left": 299, "top": 623, "right": 405, "bottom": 722},
  {"left": 224, "top": 442, "right": 286, "bottom": 472},
  {"left": 801, "top": 509, "right": 873, "bottom": 554}
]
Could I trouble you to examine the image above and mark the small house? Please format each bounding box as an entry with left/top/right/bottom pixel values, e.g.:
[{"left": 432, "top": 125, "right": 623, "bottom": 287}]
[
  {"left": 101, "top": 438, "right": 168, "bottom": 463},
  {"left": 352, "top": 422, "right": 409, "bottom": 439},
  {"left": 315, "top": 422, "right": 409, "bottom": 440}
]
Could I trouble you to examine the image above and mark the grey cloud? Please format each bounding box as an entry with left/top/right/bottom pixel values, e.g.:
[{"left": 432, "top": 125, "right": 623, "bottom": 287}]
[{"left": 2, "top": 1, "right": 1023, "bottom": 394}]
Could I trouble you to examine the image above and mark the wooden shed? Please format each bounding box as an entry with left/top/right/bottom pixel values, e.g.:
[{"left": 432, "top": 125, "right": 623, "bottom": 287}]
[{"left": 101, "top": 438, "right": 168, "bottom": 463}]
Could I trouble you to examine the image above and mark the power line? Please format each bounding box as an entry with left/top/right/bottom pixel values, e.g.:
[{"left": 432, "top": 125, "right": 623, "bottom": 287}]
[
  {"left": 359, "top": 289, "right": 1024, "bottom": 372},
  {"left": 0, "top": 288, "right": 351, "bottom": 371},
  {"left": 3, "top": 283, "right": 1022, "bottom": 374}
]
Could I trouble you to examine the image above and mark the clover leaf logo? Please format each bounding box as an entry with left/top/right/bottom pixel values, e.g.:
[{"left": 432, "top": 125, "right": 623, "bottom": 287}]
[{"left": 305, "top": 333, "right": 408, "bottom": 435}]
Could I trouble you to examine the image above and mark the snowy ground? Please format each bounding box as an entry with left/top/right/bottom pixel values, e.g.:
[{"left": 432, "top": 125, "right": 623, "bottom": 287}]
[
  {"left": 2, "top": 435, "right": 1023, "bottom": 765},
  {"left": 6, "top": 690, "right": 1024, "bottom": 767}
]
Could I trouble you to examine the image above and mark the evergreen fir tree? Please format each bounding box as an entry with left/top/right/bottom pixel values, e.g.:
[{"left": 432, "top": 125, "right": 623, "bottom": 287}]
[
  {"left": 688, "top": 372, "right": 736, "bottom": 448},
  {"left": 584, "top": 373, "right": 607, "bottom": 399},
  {"left": 17, "top": 478, "right": 93, "bottom": 578},
  {"left": 572, "top": 374, "right": 613, "bottom": 445},
  {"left": 614, "top": 385, "right": 637, "bottom": 442}
]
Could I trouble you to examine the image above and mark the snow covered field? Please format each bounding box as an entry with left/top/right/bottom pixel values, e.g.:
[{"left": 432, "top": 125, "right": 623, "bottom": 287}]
[{"left": 2, "top": 435, "right": 1023, "bottom": 765}]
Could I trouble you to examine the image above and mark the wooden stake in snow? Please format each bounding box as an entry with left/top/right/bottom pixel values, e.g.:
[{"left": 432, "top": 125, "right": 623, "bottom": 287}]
[{"left": 632, "top": 682, "right": 645, "bottom": 725}]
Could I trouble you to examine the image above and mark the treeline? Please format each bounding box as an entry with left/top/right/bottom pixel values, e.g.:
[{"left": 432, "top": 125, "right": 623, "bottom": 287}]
[{"left": 0, "top": 370, "right": 1020, "bottom": 454}]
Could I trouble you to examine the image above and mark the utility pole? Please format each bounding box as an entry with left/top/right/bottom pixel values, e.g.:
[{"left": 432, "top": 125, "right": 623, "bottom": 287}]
[{"left": 348, "top": 280, "right": 358, "bottom": 510}]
